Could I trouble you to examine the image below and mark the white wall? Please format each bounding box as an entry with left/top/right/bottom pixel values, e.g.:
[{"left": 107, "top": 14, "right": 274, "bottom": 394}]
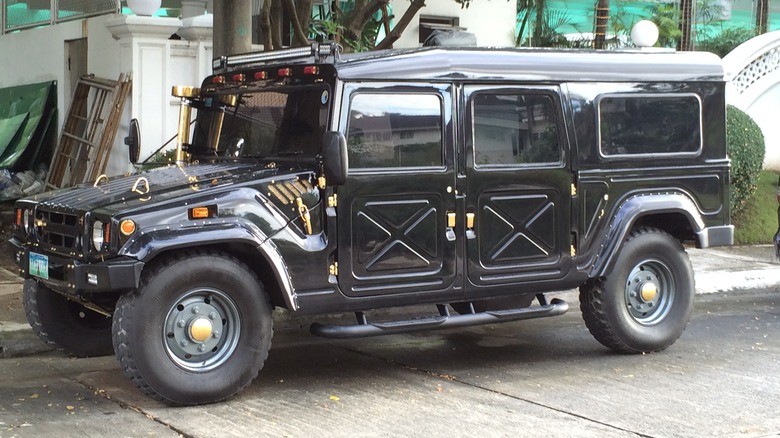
[
  {"left": 392, "top": 0, "right": 517, "bottom": 48},
  {"left": 0, "top": 19, "right": 85, "bottom": 140}
]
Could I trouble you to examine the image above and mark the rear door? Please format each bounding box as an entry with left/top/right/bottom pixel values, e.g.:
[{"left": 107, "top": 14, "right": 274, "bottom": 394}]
[
  {"left": 461, "top": 85, "right": 572, "bottom": 289},
  {"left": 336, "top": 83, "right": 458, "bottom": 298}
]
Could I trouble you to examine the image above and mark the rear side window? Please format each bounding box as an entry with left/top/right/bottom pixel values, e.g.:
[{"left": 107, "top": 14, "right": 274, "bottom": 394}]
[
  {"left": 346, "top": 93, "right": 442, "bottom": 169},
  {"left": 471, "top": 92, "right": 561, "bottom": 166},
  {"left": 598, "top": 94, "right": 702, "bottom": 157}
]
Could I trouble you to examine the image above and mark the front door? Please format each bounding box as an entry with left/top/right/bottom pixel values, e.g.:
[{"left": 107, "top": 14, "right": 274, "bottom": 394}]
[
  {"left": 337, "top": 83, "right": 457, "bottom": 298},
  {"left": 461, "top": 85, "right": 572, "bottom": 289}
]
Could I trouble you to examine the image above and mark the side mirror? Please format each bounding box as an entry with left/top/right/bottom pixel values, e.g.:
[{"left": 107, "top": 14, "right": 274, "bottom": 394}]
[
  {"left": 322, "top": 131, "right": 348, "bottom": 186},
  {"left": 125, "top": 118, "right": 141, "bottom": 164}
]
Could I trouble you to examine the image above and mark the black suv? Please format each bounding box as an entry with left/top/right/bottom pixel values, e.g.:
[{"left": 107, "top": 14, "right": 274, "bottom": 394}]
[{"left": 11, "top": 44, "right": 732, "bottom": 405}]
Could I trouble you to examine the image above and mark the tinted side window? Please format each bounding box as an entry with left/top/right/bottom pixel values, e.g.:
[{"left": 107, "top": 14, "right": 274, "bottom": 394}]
[
  {"left": 599, "top": 94, "right": 702, "bottom": 156},
  {"left": 346, "top": 93, "right": 442, "bottom": 169},
  {"left": 472, "top": 93, "right": 561, "bottom": 166}
]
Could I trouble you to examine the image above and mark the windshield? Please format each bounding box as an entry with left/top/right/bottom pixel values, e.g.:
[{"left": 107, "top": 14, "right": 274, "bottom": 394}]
[{"left": 190, "top": 84, "right": 331, "bottom": 161}]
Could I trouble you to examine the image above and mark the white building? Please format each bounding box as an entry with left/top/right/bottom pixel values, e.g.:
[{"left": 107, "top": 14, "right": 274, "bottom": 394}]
[{"left": 0, "top": 0, "right": 517, "bottom": 178}]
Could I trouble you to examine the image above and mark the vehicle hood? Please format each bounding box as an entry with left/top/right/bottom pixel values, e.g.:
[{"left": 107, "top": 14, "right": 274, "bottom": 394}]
[{"left": 25, "top": 163, "right": 284, "bottom": 213}]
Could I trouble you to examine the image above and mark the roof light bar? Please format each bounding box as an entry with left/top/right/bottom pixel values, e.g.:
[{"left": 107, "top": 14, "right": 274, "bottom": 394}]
[{"left": 212, "top": 43, "right": 342, "bottom": 72}]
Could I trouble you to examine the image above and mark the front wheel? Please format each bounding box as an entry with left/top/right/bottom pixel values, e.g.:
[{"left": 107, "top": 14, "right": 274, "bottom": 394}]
[
  {"left": 112, "top": 251, "right": 273, "bottom": 405},
  {"left": 23, "top": 279, "right": 114, "bottom": 357},
  {"left": 580, "top": 227, "right": 694, "bottom": 353}
]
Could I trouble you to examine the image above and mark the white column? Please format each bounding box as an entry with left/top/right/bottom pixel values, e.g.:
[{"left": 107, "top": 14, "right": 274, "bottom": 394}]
[{"left": 104, "top": 16, "right": 181, "bottom": 164}]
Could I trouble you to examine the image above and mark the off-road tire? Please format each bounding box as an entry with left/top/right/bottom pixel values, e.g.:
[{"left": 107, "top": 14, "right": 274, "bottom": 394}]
[
  {"left": 23, "top": 279, "right": 114, "bottom": 357},
  {"left": 112, "top": 250, "right": 273, "bottom": 406},
  {"left": 580, "top": 227, "right": 694, "bottom": 353}
]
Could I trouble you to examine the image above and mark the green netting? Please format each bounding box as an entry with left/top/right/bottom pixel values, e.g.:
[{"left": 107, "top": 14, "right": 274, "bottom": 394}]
[{"left": 0, "top": 112, "right": 29, "bottom": 159}]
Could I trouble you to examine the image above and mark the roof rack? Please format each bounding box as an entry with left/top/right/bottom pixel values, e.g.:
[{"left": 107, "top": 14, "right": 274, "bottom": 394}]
[{"left": 212, "top": 42, "right": 342, "bottom": 73}]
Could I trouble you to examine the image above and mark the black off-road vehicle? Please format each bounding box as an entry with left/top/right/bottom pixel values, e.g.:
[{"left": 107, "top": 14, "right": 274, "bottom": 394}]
[{"left": 11, "top": 44, "right": 732, "bottom": 405}]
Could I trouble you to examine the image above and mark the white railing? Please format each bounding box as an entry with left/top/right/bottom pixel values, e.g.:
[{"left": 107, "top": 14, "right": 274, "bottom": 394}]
[{"left": 723, "top": 30, "right": 780, "bottom": 94}]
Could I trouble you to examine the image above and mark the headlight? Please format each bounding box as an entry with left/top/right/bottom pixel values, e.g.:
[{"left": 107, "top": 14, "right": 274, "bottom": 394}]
[{"left": 92, "top": 220, "right": 109, "bottom": 251}]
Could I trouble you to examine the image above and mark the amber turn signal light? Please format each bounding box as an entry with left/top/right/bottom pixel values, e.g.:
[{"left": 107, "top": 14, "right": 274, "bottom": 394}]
[{"left": 120, "top": 219, "right": 136, "bottom": 236}]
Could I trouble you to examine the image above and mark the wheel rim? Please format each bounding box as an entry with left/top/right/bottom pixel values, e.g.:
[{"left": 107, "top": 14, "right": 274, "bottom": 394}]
[
  {"left": 624, "top": 258, "right": 675, "bottom": 325},
  {"left": 163, "top": 288, "right": 241, "bottom": 372}
]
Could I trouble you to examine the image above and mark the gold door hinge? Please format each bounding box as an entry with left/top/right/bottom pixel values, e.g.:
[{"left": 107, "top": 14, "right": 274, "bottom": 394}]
[
  {"left": 570, "top": 244, "right": 577, "bottom": 258},
  {"left": 328, "top": 194, "right": 338, "bottom": 208},
  {"left": 571, "top": 183, "right": 577, "bottom": 197},
  {"left": 318, "top": 176, "right": 327, "bottom": 189},
  {"left": 329, "top": 262, "right": 339, "bottom": 276}
]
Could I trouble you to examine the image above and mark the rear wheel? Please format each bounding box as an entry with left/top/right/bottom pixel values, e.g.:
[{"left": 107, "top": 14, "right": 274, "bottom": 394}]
[
  {"left": 113, "top": 250, "right": 273, "bottom": 405},
  {"left": 23, "top": 279, "right": 114, "bottom": 357},
  {"left": 580, "top": 227, "right": 694, "bottom": 353}
]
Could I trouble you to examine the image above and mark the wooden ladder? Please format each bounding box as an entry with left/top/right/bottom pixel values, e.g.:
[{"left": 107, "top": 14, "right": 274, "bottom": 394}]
[{"left": 46, "top": 74, "right": 132, "bottom": 189}]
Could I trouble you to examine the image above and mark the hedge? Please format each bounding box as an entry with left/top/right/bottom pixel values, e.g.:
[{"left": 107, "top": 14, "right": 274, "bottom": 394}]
[{"left": 727, "top": 105, "right": 766, "bottom": 216}]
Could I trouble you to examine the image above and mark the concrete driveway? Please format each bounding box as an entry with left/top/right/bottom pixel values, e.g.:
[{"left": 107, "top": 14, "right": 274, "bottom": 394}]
[{"left": 1, "top": 290, "right": 778, "bottom": 437}]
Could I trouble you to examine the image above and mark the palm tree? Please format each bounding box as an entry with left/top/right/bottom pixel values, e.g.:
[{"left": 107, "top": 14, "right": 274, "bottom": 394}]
[
  {"left": 756, "top": 0, "right": 770, "bottom": 34},
  {"left": 593, "top": 0, "right": 609, "bottom": 49}
]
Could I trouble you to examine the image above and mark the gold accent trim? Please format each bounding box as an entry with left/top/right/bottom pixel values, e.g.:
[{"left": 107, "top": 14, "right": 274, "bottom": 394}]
[
  {"left": 171, "top": 85, "right": 200, "bottom": 98},
  {"left": 571, "top": 183, "right": 577, "bottom": 197},
  {"left": 466, "top": 212, "right": 475, "bottom": 229},
  {"left": 93, "top": 174, "right": 109, "bottom": 187},
  {"left": 571, "top": 245, "right": 577, "bottom": 258},
  {"left": 284, "top": 181, "right": 303, "bottom": 196},
  {"left": 292, "top": 181, "right": 308, "bottom": 194},
  {"left": 318, "top": 176, "right": 327, "bottom": 189},
  {"left": 300, "top": 179, "right": 313, "bottom": 190},
  {"left": 641, "top": 283, "right": 658, "bottom": 301},
  {"left": 268, "top": 185, "right": 290, "bottom": 205},
  {"left": 329, "top": 262, "right": 339, "bottom": 276},
  {"left": 189, "top": 318, "right": 213, "bottom": 342},
  {"left": 275, "top": 184, "right": 297, "bottom": 204},
  {"left": 447, "top": 212, "right": 456, "bottom": 228},
  {"left": 328, "top": 194, "right": 338, "bottom": 208},
  {"left": 296, "top": 197, "right": 312, "bottom": 235},
  {"left": 131, "top": 177, "right": 150, "bottom": 195}
]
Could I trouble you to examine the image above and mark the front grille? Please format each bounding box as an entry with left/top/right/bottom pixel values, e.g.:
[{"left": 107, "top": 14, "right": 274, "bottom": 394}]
[{"left": 34, "top": 208, "right": 84, "bottom": 255}]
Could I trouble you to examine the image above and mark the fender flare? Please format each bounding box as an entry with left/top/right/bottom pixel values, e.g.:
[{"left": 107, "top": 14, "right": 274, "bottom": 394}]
[
  {"left": 590, "top": 192, "right": 705, "bottom": 278},
  {"left": 119, "top": 220, "right": 298, "bottom": 310}
]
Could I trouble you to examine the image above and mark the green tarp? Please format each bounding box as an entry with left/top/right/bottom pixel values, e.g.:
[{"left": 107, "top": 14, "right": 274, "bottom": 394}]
[{"left": 0, "top": 81, "right": 56, "bottom": 171}]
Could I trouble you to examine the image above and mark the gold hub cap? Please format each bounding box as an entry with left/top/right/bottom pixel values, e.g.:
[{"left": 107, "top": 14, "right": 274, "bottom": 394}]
[
  {"left": 640, "top": 282, "right": 658, "bottom": 302},
  {"left": 189, "top": 318, "right": 213, "bottom": 342}
]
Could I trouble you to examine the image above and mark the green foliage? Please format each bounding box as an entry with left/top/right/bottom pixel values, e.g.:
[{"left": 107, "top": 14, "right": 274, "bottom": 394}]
[
  {"left": 138, "top": 148, "right": 177, "bottom": 171},
  {"left": 732, "top": 170, "right": 778, "bottom": 245},
  {"left": 310, "top": 16, "right": 382, "bottom": 52},
  {"left": 643, "top": 2, "right": 681, "bottom": 47},
  {"left": 727, "top": 105, "right": 766, "bottom": 216},
  {"left": 696, "top": 27, "right": 755, "bottom": 57}
]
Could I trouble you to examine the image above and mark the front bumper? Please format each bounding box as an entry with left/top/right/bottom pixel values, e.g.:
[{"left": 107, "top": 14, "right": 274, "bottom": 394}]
[{"left": 10, "top": 238, "right": 144, "bottom": 295}]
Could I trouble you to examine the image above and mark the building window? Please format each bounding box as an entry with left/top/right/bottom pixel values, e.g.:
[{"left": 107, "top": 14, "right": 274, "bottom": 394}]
[
  {"left": 347, "top": 93, "right": 442, "bottom": 169},
  {"left": 598, "top": 94, "right": 702, "bottom": 157}
]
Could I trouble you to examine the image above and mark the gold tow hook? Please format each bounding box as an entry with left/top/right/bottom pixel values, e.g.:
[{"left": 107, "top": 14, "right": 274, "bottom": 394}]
[{"left": 296, "top": 197, "right": 312, "bottom": 235}]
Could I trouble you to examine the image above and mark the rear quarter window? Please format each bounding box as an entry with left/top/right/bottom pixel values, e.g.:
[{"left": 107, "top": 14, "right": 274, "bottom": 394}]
[{"left": 597, "top": 94, "right": 702, "bottom": 158}]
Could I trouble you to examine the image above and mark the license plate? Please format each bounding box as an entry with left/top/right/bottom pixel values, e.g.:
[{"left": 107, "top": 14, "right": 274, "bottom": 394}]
[{"left": 29, "top": 252, "right": 49, "bottom": 279}]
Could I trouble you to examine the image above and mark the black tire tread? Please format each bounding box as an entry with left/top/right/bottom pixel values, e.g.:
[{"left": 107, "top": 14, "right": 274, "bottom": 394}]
[
  {"left": 23, "top": 280, "right": 114, "bottom": 357},
  {"left": 579, "top": 226, "right": 690, "bottom": 354},
  {"left": 112, "top": 248, "right": 272, "bottom": 405}
]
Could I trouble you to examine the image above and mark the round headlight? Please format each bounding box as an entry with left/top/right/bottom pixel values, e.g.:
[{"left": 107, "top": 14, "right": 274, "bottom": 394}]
[{"left": 92, "top": 220, "right": 104, "bottom": 251}]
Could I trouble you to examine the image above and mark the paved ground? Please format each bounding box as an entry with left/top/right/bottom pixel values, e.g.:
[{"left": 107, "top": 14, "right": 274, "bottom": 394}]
[{"left": 0, "top": 289, "right": 778, "bottom": 437}]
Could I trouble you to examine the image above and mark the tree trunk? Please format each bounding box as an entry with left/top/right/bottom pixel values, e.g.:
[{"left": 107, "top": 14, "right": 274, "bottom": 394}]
[
  {"left": 343, "top": 0, "right": 390, "bottom": 44},
  {"left": 593, "top": 0, "right": 609, "bottom": 49},
  {"left": 677, "top": 0, "right": 693, "bottom": 51},
  {"left": 374, "top": 0, "right": 426, "bottom": 50},
  {"left": 281, "top": 0, "right": 311, "bottom": 46},
  {"left": 755, "top": 0, "right": 769, "bottom": 34}
]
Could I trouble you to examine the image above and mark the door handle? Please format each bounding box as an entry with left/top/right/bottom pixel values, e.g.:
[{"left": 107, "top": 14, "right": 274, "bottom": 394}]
[
  {"left": 466, "top": 212, "right": 476, "bottom": 239},
  {"left": 446, "top": 211, "right": 456, "bottom": 241}
]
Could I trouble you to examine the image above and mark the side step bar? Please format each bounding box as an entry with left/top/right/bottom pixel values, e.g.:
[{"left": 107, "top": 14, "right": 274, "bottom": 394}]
[{"left": 310, "top": 298, "right": 568, "bottom": 339}]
